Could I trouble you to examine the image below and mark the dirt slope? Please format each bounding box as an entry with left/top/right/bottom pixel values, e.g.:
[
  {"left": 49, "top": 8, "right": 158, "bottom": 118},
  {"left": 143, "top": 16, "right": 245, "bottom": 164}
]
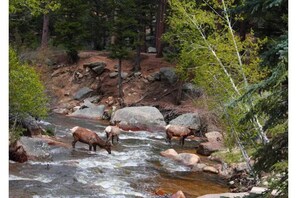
[{"left": 36, "top": 50, "right": 205, "bottom": 120}]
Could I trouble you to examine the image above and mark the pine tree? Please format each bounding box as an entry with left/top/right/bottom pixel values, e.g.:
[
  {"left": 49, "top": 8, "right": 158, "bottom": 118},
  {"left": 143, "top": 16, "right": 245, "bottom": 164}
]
[
  {"left": 109, "top": 0, "right": 137, "bottom": 98},
  {"left": 238, "top": 0, "right": 288, "bottom": 195}
]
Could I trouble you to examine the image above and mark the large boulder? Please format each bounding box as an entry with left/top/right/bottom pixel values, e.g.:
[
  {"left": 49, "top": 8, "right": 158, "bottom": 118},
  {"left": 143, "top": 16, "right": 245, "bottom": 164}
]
[
  {"left": 70, "top": 100, "right": 105, "bottom": 119},
  {"left": 169, "top": 113, "right": 201, "bottom": 130},
  {"left": 73, "top": 87, "right": 94, "bottom": 100},
  {"left": 196, "top": 131, "right": 224, "bottom": 156},
  {"left": 196, "top": 141, "right": 224, "bottom": 156},
  {"left": 159, "top": 67, "right": 178, "bottom": 85},
  {"left": 83, "top": 62, "right": 106, "bottom": 75},
  {"left": 111, "top": 106, "right": 166, "bottom": 132},
  {"left": 18, "top": 136, "right": 52, "bottom": 161}
]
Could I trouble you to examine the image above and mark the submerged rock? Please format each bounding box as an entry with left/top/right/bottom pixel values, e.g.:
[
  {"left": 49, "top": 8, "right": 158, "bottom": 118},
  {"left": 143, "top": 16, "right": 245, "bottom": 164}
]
[
  {"left": 203, "top": 166, "right": 219, "bottom": 174},
  {"left": 177, "top": 153, "right": 200, "bottom": 166},
  {"left": 160, "top": 149, "right": 179, "bottom": 160}
]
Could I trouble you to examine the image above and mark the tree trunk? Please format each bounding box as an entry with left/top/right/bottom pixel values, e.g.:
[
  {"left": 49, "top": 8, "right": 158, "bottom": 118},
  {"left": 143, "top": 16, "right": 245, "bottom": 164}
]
[
  {"left": 175, "top": 81, "right": 183, "bottom": 105},
  {"left": 41, "top": 14, "right": 49, "bottom": 49},
  {"left": 134, "top": 31, "right": 142, "bottom": 72},
  {"left": 118, "top": 58, "right": 123, "bottom": 98},
  {"left": 155, "top": 0, "right": 167, "bottom": 57}
]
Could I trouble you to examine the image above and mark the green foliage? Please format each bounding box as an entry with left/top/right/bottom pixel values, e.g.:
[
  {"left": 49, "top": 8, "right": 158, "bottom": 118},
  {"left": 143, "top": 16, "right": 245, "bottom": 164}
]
[
  {"left": 10, "top": 0, "right": 60, "bottom": 15},
  {"left": 212, "top": 148, "right": 257, "bottom": 164},
  {"left": 237, "top": 0, "right": 288, "bottom": 196},
  {"left": 9, "top": 7, "right": 42, "bottom": 50},
  {"left": 108, "top": 0, "right": 138, "bottom": 59},
  {"left": 9, "top": 47, "right": 48, "bottom": 122},
  {"left": 9, "top": 125, "right": 26, "bottom": 143},
  {"left": 165, "top": 0, "right": 267, "bottom": 146},
  {"left": 253, "top": 132, "right": 288, "bottom": 197}
]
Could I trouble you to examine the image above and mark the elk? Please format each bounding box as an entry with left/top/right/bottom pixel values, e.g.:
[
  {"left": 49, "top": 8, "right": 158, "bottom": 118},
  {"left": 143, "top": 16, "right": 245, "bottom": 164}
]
[
  {"left": 165, "top": 124, "right": 194, "bottom": 146},
  {"left": 104, "top": 125, "right": 122, "bottom": 144},
  {"left": 71, "top": 126, "right": 111, "bottom": 154}
]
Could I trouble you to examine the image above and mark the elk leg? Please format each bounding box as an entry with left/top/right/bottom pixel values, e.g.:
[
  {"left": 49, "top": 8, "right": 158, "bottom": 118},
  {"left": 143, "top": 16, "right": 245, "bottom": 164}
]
[
  {"left": 116, "top": 135, "right": 119, "bottom": 142},
  {"left": 181, "top": 137, "right": 186, "bottom": 147},
  {"left": 89, "top": 145, "right": 92, "bottom": 151},
  {"left": 112, "top": 135, "right": 114, "bottom": 144},
  {"left": 93, "top": 145, "right": 96, "bottom": 151},
  {"left": 72, "top": 139, "right": 78, "bottom": 148}
]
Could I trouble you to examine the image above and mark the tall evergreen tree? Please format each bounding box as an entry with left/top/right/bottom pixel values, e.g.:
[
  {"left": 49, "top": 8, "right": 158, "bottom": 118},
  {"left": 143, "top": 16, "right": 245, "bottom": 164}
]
[
  {"left": 238, "top": 0, "right": 288, "bottom": 195},
  {"left": 109, "top": 0, "right": 137, "bottom": 98}
]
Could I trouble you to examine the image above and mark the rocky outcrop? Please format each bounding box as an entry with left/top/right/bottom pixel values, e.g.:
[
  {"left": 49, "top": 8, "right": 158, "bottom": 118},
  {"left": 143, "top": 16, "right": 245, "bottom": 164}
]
[
  {"left": 70, "top": 100, "right": 105, "bottom": 119},
  {"left": 83, "top": 62, "right": 106, "bottom": 75},
  {"left": 111, "top": 106, "right": 166, "bottom": 132},
  {"left": 169, "top": 113, "right": 201, "bottom": 130},
  {"left": 73, "top": 87, "right": 94, "bottom": 100},
  {"left": 159, "top": 67, "right": 178, "bottom": 85}
]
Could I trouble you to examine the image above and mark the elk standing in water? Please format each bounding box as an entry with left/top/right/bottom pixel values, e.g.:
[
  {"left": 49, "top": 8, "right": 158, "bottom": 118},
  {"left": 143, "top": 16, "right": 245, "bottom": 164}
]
[
  {"left": 71, "top": 126, "right": 111, "bottom": 154},
  {"left": 165, "top": 124, "right": 194, "bottom": 147},
  {"left": 104, "top": 125, "right": 122, "bottom": 144}
]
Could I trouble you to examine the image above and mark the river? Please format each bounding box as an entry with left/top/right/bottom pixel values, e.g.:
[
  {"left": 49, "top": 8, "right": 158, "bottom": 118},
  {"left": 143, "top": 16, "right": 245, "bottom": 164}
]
[{"left": 9, "top": 114, "right": 229, "bottom": 197}]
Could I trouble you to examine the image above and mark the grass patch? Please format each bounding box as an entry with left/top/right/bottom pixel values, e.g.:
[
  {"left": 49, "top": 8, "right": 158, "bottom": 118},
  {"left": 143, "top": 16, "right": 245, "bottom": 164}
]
[{"left": 212, "top": 148, "right": 256, "bottom": 164}]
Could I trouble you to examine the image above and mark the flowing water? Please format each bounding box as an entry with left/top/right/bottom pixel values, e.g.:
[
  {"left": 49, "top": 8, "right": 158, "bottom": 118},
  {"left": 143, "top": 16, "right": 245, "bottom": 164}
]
[{"left": 9, "top": 114, "right": 229, "bottom": 198}]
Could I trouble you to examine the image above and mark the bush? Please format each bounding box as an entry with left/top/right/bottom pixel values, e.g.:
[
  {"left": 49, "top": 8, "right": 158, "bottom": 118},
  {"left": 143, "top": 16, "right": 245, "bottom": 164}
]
[{"left": 9, "top": 47, "right": 48, "bottom": 139}]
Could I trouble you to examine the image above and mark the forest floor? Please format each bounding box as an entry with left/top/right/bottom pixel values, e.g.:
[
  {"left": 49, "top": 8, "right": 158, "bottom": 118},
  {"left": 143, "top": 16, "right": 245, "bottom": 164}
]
[{"left": 36, "top": 50, "right": 208, "bottom": 120}]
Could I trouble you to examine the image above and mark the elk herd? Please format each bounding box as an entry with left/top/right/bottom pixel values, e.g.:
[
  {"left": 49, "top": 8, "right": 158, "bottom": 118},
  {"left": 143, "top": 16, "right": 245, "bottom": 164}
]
[{"left": 71, "top": 124, "right": 196, "bottom": 154}]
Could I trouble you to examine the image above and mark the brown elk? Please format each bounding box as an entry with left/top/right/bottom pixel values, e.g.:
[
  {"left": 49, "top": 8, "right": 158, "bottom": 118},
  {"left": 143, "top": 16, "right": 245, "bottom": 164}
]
[
  {"left": 71, "top": 126, "right": 111, "bottom": 154},
  {"left": 104, "top": 125, "right": 122, "bottom": 144},
  {"left": 165, "top": 124, "right": 194, "bottom": 146}
]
